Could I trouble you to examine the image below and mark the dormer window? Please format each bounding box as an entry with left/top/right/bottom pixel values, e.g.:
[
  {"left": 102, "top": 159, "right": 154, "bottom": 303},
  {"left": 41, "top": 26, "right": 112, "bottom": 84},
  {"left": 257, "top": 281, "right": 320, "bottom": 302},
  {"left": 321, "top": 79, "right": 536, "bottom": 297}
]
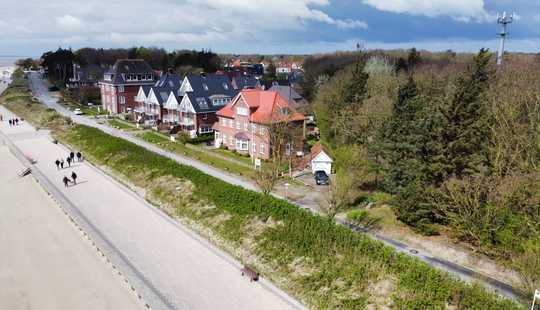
[
  {"left": 223, "top": 83, "right": 229, "bottom": 90},
  {"left": 237, "top": 107, "right": 248, "bottom": 116},
  {"left": 203, "top": 83, "right": 209, "bottom": 91},
  {"left": 280, "top": 107, "right": 290, "bottom": 116}
]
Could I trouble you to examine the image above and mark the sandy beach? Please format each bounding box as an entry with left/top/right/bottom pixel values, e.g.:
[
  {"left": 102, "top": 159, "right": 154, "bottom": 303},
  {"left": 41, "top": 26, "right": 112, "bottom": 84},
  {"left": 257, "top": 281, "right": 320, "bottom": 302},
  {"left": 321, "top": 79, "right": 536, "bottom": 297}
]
[{"left": 0, "top": 144, "right": 145, "bottom": 310}]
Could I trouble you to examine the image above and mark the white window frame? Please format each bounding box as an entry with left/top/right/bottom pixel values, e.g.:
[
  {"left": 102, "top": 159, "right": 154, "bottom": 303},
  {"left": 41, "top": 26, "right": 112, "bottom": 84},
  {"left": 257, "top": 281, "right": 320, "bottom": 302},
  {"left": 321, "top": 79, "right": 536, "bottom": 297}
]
[
  {"left": 237, "top": 107, "right": 248, "bottom": 116},
  {"left": 236, "top": 139, "right": 249, "bottom": 151},
  {"left": 200, "top": 126, "right": 213, "bottom": 134},
  {"left": 260, "top": 126, "right": 265, "bottom": 135},
  {"left": 236, "top": 121, "right": 240, "bottom": 130},
  {"left": 244, "top": 121, "right": 248, "bottom": 131},
  {"left": 260, "top": 143, "right": 265, "bottom": 154},
  {"left": 251, "top": 123, "right": 257, "bottom": 132},
  {"left": 118, "top": 85, "right": 124, "bottom": 93},
  {"left": 119, "top": 95, "right": 126, "bottom": 104},
  {"left": 203, "top": 113, "right": 208, "bottom": 120}
]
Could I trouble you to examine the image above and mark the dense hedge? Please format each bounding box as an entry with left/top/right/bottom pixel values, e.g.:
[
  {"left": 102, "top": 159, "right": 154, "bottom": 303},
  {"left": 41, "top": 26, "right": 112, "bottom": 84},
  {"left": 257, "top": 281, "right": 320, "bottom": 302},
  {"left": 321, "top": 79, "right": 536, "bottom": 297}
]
[{"left": 60, "top": 124, "right": 522, "bottom": 309}]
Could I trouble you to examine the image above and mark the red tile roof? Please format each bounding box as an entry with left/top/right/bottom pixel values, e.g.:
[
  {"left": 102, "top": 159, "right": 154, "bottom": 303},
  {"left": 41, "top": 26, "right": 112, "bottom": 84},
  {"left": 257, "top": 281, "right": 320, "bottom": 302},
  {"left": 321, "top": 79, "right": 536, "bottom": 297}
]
[{"left": 217, "top": 89, "right": 305, "bottom": 124}]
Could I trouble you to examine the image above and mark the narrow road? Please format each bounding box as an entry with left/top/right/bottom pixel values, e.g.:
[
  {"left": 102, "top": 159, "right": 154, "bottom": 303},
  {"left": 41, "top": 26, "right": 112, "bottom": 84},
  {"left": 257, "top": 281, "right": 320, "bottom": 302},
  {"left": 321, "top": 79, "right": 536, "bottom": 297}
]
[
  {"left": 27, "top": 73, "right": 522, "bottom": 301},
  {"left": 0, "top": 106, "right": 303, "bottom": 310}
]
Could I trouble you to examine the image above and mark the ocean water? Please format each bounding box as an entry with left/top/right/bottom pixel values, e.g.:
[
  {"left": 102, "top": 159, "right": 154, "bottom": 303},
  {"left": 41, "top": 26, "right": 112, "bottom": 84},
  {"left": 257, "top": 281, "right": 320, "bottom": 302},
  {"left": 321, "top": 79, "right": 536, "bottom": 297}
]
[{"left": 0, "top": 56, "right": 20, "bottom": 68}]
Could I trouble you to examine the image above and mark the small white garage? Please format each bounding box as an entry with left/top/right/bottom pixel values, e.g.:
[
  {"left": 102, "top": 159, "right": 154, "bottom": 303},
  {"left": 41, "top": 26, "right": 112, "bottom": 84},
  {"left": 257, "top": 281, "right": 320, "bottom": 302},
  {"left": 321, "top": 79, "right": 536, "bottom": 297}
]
[{"left": 311, "top": 144, "right": 333, "bottom": 175}]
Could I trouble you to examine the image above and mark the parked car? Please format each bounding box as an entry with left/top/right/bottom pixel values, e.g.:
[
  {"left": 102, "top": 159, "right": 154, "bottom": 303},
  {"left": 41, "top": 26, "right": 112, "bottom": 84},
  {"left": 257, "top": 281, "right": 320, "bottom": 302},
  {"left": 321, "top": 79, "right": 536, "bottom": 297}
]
[
  {"left": 314, "top": 170, "right": 329, "bottom": 185},
  {"left": 73, "top": 108, "right": 83, "bottom": 115}
]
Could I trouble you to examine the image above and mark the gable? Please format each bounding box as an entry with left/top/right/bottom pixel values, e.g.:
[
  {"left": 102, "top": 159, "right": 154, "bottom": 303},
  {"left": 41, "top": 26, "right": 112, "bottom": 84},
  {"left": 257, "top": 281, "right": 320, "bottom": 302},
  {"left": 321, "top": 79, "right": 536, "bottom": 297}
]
[
  {"left": 312, "top": 151, "right": 333, "bottom": 163},
  {"left": 179, "top": 95, "right": 196, "bottom": 113},
  {"left": 164, "top": 92, "right": 179, "bottom": 110},
  {"left": 179, "top": 78, "right": 193, "bottom": 94},
  {"left": 147, "top": 89, "right": 159, "bottom": 105},
  {"left": 135, "top": 87, "right": 147, "bottom": 102}
]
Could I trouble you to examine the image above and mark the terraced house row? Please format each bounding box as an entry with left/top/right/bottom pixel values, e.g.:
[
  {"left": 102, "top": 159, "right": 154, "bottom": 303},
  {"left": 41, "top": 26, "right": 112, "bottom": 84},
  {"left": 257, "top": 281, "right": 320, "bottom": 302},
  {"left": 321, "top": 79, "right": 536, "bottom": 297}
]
[{"left": 99, "top": 59, "right": 307, "bottom": 160}]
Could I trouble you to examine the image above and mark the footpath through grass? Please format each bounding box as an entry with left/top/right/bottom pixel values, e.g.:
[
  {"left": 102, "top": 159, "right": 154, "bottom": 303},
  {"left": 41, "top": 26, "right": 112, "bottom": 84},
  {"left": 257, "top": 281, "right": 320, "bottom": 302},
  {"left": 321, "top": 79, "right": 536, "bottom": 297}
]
[
  {"left": 1, "top": 74, "right": 524, "bottom": 309},
  {"left": 137, "top": 131, "right": 256, "bottom": 179}
]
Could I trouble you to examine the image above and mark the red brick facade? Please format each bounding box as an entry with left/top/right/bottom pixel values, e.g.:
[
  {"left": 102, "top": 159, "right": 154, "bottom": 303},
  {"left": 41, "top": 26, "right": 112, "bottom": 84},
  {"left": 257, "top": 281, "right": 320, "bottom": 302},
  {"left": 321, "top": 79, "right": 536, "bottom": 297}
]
[{"left": 100, "top": 84, "right": 142, "bottom": 114}]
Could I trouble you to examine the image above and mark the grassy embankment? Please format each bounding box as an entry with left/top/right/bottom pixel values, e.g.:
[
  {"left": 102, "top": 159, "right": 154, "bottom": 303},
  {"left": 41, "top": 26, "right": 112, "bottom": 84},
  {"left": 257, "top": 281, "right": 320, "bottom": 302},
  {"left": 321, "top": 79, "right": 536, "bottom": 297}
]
[{"left": 0, "top": 73, "right": 524, "bottom": 309}]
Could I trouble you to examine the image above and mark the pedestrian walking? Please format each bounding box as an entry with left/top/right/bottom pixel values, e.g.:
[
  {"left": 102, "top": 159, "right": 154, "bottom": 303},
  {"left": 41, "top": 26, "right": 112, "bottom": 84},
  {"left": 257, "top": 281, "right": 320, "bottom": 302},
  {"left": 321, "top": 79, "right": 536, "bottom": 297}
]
[
  {"left": 69, "top": 151, "right": 75, "bottom": 162},
  {"left": 66, "top": 156, "right": 72, "bottom": 167},
  {"left": 8, "top": 119, "right": 12, "bottom": 126},
  {"left": 0, "top": 114, "right": 3, "bottom": 121},
  {"left": 60, "top": 159, "right": 64, "bottom": 169},
  {"left": 55, "top": 159, "right": 60, "bottom": 170},
  {"left": 63, "top": 176, "right": 70, "bottom": 187},
  {"left": 76, "top": 152, "right": 82, "bottom": 162},
  {"left": 71, "top": 171, "right": 77, "bottom": 185},
  {"left": 15, "top": 118, "right": 19, "bottom": 126}
]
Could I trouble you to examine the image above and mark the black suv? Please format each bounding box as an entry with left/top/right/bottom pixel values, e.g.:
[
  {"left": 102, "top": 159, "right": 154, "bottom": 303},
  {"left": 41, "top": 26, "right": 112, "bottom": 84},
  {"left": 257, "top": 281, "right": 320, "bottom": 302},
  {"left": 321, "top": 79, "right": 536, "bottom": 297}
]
[{"left": 314, "top": 171, "right": 329, "bottom": 185}]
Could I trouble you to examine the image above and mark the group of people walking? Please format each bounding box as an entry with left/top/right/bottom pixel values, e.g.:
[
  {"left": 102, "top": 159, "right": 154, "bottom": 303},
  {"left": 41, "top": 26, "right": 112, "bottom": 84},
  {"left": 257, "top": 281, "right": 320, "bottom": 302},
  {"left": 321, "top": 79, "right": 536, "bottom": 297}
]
[
  {"left": 55, "top": 151, "right": 83, "bottom": 187},
  {"left": 7, "top": 117, "right": 20, "bottom": 126}
]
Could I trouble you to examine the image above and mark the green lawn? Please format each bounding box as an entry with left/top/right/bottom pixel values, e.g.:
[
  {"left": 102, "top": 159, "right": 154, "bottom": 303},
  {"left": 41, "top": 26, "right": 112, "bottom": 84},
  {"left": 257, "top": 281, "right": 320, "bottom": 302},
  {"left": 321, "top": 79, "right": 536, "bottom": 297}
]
[
  {"left": 138, "top": 131, "right": 256, "bottom": 179},
  {"left": 108, "top": 119, "right": 136, "bottom": 130},
  {"left": 0, "top": 74, "right": 525, "bottom": 309},
  {"left": 211, "top": 147, "right": 254, "bottom": 165},
  {"left": 57, "top": 124, "right": 522, "bottom": 310}
]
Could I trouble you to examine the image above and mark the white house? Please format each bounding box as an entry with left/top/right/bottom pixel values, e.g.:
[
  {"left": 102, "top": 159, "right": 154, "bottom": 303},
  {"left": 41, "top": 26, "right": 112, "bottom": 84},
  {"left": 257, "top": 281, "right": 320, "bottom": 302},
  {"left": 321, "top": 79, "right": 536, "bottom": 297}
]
[{"left": 310, "top": 144, "right": 333, "bottom": 175}]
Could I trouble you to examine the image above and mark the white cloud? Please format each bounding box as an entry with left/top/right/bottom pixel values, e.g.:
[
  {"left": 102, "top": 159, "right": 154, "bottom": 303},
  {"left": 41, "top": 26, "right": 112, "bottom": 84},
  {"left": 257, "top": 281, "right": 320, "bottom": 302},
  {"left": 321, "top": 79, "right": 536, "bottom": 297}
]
[
  {"left": 362, "top": 0, "right": 491, "bottom": 22},
  {"left": 0, "top": 0, "right": 367, "bottom": 55},
  {"left": 56, "top": 14, "right": 85, "bottom": 31}
]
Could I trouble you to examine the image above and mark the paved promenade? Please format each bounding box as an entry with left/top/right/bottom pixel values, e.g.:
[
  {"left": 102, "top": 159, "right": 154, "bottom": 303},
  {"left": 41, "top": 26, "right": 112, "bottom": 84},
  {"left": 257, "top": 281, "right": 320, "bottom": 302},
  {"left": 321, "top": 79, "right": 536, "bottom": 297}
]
[
  {"left": 0, "top": 106, "right": 300, "bottom": 310},
  {"left": 0, "top": 146, "right": 143, "bottom": 310}
]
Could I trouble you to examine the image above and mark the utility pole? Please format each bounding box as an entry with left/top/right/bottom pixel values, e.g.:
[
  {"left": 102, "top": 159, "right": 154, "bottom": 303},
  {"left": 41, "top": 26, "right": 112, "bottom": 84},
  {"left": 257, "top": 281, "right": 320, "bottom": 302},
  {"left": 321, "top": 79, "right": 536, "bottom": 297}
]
[{"left": 497, "top": 11, "right": 514, "bottom": 66}]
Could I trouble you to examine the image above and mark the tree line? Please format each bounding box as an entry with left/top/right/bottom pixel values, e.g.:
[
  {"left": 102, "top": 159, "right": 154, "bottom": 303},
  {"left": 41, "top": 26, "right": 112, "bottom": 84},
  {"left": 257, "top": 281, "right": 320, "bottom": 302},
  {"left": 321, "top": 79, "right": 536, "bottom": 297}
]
[
  {"left": 40, "top": 47, "right": 223, "bottom": 83},
  {"left": 313, "top": 49, "right": 540, "bottom": 294}
]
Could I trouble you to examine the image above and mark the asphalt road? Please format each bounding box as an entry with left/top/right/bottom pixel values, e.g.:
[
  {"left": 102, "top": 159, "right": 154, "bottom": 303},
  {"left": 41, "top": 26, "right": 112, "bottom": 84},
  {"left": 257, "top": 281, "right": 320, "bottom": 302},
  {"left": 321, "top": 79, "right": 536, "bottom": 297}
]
[
  {"left": 0, "top": 145, "right": 144, "bottom": 310},
  {"left": 27, "top": 72, "right": 521, "bottom": 301},
  {"left": 0, "top": 106, "right": 303, "bottom": 310}
]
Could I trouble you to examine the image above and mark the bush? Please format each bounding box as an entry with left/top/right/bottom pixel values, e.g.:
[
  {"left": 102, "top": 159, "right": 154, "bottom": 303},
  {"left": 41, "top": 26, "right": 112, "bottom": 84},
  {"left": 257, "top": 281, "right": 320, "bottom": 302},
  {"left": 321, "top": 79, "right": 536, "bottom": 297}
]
[
  {"left": 189, "top": 134, "right": 214, "bottom": 145},
  {"left": 56, "top": 124, "right": 521, "bottom": 310}
]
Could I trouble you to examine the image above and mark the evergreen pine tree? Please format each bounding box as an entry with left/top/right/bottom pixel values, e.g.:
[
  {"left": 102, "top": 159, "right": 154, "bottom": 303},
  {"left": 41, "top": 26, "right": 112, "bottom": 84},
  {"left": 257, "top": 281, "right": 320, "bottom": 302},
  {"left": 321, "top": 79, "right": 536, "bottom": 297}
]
[
  {"left": 442, "top": 48, "right": 493, "bottom": 178},
  {"left": 378, "top": 76, "right": 423, "bottom": 191}
]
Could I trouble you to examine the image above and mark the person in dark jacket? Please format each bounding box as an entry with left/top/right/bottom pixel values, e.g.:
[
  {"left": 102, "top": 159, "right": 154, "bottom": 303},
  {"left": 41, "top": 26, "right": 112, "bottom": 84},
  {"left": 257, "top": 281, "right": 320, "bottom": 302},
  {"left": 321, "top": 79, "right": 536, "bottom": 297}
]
[
  {"left": 8, "top": 119, "right": 12, "bottom": 126},
  {"left": 66, "top": 156, "right": 72, "bottom": 167},
  {"left": 55, "top": 159, "right": 60, "bottom": 170},
  {"left": 71, "top": 171, "right": 78, "bottom": 185},
  {"left": 76, "top": 152, "right": 82, "bottom": 162},
  {"left": 60, "top": 159, "right": 64, "bottom": 169},
  {"left": 63, "top": 176, "right": 70, "bottom": 187},
  {"left": 69, "top": 151, "right": 75, "bottom": 162}
]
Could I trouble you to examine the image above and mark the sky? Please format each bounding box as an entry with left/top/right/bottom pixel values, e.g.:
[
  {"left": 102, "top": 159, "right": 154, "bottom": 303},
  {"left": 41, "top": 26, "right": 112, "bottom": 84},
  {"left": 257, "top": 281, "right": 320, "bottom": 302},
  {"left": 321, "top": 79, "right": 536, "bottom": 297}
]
[{"left": 0, "top": 0, "right": 539, "bottom": 56}]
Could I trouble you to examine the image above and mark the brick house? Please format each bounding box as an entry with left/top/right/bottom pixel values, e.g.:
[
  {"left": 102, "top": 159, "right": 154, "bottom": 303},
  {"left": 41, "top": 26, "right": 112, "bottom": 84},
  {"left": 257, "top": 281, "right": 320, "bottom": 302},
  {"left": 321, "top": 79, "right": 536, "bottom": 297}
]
[
  {"left": 99, "top": 59, "right": 155, "bottom": 114},
  {"left": 213, "top": 89, "right": 306, "bottom": 160}
]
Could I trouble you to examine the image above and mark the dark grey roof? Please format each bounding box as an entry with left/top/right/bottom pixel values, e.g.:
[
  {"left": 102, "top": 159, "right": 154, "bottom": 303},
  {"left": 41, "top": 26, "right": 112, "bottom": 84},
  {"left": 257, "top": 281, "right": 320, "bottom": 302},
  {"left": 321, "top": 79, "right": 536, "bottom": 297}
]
[
  {"left": 232, "top": 75, "right": 260, "bottom": 90},
  {"left": 263, "top": 79, "right": 290, "bottom": 90},
  {"left": 269, "top": 85, "right": 302, "bottom": 101},
  {"left": 74, "top": 64, "right": 106, "bottom": 83},
  {"left": 151, "top": 86, "right": 174, "bottom": 105},
  {"left": 103, "top": 59, "right": 155, "bottom": 85},
  {"left": 185, "top": 74, "right": 238, "bottom": 113},
  {"left": 141, "top": 85, "right": 152, "bottom": 96},
  {"left": 154, "top": 73, "right": 182, "bottom": 89},
  {"left": 269, "top": 85, "right": 307, "bottom": 108}
]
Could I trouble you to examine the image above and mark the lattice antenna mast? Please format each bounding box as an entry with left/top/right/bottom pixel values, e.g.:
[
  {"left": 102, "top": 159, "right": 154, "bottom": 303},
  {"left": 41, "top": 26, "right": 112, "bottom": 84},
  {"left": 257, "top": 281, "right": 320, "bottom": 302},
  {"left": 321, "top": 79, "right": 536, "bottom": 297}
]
[{"left": 497, "top": 11, "right": 514, "bottom": 66}]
